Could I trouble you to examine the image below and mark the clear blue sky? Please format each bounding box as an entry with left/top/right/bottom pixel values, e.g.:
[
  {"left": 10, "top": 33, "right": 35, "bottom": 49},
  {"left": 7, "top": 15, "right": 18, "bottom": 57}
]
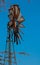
[{"left": 0, "top": 0, "right": 40, "bottom": 65}]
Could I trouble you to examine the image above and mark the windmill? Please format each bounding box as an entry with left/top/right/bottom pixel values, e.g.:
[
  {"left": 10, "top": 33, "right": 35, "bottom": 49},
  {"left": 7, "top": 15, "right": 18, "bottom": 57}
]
[
  {"left": 3, "top": 4, "right": 25, "bottom": 65},
  {"left": 0, "top": 4, "right": 29, "bottom": 65},
  {"left": 8, "top": 5, "right": 25, "bottom": 44}
]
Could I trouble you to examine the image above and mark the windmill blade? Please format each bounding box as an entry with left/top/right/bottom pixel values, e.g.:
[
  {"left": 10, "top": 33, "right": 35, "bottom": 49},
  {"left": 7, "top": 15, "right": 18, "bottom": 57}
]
[
  {"left": 18, "top": 33, "right": 23, "bottom": 40},
  {"left": 18, "top": 24, "right": 25, "bottom": 28},
  {"left": 18, "top": 38, "right": 21, "bottom": 44},
  {"left": 8, "top": 9, "right": 14, "bottom": 16},
  {"left": 14, "top": 32, "right": 18, "bottom": 44},
  {"left": 14, "top": 33, "right": 21, "bottom": 44},
  {"left": 15, "top": 33, "right": 20, "bottom": 44},
  {"left": 19, "top": 29, "right": 24, "bottom": 34},
  {"left": 18, "top": 16, "right": 24, "bottom": 24},
  {"left": 16, "top": 33, "right": 22, "bottom": 40},
  {"left": 15, "top": 33, "right": 21, "bottom": 44},
  {"left": 8, "top": 21, "right": 13, "bottom": 27},
  {"left": 14, "top": 5, "right": 20, "bottom": 19},
  {"left": 8, "top": 13, "right": 13, "bottom": 20},
  {"left": 17, "top": 13, "right": 21, "bottom": 21},
  {"left": 16, "top": 33, "right": 21, "bottom": 39}
]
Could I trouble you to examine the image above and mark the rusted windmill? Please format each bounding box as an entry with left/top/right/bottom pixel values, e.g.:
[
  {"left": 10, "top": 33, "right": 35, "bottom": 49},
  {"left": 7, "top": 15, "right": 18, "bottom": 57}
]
[
  {"left": 3, "top": 4, "right": 25, "bottom": 65},
  {"left": 8, "top": 5, "right": 25, "bottom": 44},
  {"left": 0, "top": 4, "right": 29, "bottom": 65}
]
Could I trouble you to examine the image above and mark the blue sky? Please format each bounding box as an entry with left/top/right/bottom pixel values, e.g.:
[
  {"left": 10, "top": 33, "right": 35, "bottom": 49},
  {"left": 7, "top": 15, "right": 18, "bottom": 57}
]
[{"left": 0, "top": 0, "right": 40, "bottom": 65}]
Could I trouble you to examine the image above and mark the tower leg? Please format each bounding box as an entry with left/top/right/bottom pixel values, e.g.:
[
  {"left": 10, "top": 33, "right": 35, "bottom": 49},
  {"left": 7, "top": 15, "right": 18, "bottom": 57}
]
[{"left": 4, "top": 26, "right": 17, "bottom": 65}]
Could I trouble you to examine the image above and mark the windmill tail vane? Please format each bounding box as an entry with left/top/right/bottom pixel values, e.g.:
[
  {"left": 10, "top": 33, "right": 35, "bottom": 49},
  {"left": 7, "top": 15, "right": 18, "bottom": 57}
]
[{"left": 8, "top": 4, "right": 25, "bottom": 45}]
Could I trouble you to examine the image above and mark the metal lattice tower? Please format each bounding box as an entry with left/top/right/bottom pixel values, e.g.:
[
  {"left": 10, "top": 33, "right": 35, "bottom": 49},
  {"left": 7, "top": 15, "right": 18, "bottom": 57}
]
[
  {"left": 4, "top": 25, "right": 17, "bottom": 65},
  {"left": 3, "top": 4, "right": 25, "bottom": 65},
  {"left": 0, "top": 4, "right": 29, "bottom": 65}
]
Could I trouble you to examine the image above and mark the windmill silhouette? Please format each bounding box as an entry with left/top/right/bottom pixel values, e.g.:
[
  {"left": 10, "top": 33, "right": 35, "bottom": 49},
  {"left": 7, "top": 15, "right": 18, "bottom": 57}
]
[
  {"left": 0, "top": 4, "right": 29, "bottom": 65},
  {"left": 3, "top": 4, "right": 29, "bottom": 65}
]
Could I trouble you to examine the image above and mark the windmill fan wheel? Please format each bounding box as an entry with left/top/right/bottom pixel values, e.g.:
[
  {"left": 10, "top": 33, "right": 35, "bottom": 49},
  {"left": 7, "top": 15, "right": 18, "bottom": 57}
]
[{"left": 8, "top": 4, "right": 25, "bottom": 45}]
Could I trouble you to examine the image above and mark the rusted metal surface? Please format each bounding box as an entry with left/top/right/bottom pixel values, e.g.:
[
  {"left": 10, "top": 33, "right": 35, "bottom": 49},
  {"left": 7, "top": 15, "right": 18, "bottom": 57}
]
[{"left": 8, "top": 5, "right": 24, "bottom": 44}]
